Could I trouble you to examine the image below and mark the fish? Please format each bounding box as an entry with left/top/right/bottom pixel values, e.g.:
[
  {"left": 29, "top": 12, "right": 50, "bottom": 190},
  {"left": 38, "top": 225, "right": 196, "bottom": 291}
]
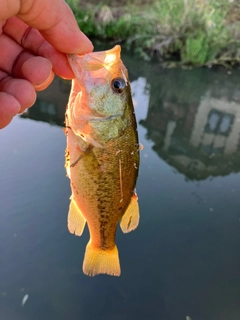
[{"left": 65, "top": 45, "right": 140, "bottom": 276}]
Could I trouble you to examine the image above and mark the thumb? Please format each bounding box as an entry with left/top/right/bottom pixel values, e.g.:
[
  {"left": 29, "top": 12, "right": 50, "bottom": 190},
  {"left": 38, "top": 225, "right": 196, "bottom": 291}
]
[{"left": 17, "top": 0, "right": 93, "bottom": 54}]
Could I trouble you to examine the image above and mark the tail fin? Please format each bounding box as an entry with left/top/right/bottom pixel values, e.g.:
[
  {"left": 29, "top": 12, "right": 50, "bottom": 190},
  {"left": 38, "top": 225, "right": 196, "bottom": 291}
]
[{"left": 82, "top": 242, "right": 121, "bottom": 277}]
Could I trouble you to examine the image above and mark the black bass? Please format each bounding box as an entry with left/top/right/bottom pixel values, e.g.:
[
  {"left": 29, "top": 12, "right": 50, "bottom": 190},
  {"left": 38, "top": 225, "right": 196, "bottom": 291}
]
[{"left": 65, "top": 45, "right": 140, "bottom": 276}]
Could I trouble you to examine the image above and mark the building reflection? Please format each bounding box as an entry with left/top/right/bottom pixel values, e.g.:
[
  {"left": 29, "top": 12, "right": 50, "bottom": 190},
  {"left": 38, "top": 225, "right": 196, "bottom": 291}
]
[{"left": 140, "top": 68, "right": 240, "bottom": 180}]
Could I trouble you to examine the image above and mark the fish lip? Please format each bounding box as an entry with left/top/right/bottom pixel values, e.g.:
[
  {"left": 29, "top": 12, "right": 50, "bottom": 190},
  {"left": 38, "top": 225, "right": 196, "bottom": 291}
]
[
  {"left": 68, "top": 45, "right": 120, "bottom": 60},
  {"left": 68, "top": 45, "right": 121, "bottom": 72}
]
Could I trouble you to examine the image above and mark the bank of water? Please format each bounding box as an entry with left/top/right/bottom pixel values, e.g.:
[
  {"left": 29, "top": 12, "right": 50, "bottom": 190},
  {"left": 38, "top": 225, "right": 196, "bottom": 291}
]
[{"left": 68, "top": 0, "right": 240, "bottom": 66}]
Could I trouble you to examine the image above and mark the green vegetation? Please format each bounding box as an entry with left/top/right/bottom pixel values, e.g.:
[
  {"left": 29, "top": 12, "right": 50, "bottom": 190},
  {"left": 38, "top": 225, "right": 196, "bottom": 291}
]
[{"left": 66, "top": 0, "right": 240, "bottom": 67}]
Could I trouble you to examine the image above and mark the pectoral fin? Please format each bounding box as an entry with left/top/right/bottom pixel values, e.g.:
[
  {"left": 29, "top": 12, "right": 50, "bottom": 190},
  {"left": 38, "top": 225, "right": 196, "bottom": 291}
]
[
  {"left": 120, "top": 193, "right": 139, "bottom": 233},
  {"left": 68, "top": 197, "right": 86, "bottom": 236}
]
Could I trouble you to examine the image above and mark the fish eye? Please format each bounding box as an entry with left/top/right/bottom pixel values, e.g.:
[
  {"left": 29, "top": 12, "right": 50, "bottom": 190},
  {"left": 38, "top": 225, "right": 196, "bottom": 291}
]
[{"left": 111, "top": 78, "right": 126, "bottom": 94}]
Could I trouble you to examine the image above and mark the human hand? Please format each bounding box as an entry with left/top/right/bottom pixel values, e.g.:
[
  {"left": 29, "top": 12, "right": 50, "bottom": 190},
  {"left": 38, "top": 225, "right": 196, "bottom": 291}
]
[{"left": 0, "top": 0, "right": 93, "bottom": 129}]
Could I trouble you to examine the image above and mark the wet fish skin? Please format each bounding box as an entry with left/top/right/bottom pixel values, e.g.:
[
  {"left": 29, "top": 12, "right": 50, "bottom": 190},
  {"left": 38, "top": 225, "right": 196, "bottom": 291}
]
[{"left": 65, "top": 45, "right": 140, "bottom": 276}]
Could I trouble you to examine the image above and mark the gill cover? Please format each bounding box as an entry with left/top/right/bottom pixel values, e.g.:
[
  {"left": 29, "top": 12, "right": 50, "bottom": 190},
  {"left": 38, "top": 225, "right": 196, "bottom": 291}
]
[{"left": 66, "top": 46, "right": 130, "bottom": 147}]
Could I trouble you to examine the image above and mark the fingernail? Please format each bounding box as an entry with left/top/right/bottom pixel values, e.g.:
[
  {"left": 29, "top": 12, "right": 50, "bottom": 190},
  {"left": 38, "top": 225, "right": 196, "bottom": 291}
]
[{"left": 34, "top": 70, "right": 55, "bottom": 91}]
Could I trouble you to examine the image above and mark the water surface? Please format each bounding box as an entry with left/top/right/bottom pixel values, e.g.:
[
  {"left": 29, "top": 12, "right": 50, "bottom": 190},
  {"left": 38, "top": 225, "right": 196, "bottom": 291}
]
[{"left": 1, "top": 50, "right": 240, "bottom": 320}]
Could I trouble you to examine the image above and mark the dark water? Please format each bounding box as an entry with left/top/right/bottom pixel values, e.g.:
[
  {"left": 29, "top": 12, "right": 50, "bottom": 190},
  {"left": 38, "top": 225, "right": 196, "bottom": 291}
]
[{"left": 1, "top": 49, "right": 240, "bottom": 320}]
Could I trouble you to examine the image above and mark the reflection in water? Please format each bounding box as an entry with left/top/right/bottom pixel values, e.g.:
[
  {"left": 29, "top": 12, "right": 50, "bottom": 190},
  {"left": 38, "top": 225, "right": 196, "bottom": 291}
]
[
  {"left": 140, "top": 68, "right": 240, "bottom": 180},
  {"left": 21, "top": 78, "right": 70, "bottom": 126},
  {"left": 22, "top": 66, "right": 240, "bottom": 181}
]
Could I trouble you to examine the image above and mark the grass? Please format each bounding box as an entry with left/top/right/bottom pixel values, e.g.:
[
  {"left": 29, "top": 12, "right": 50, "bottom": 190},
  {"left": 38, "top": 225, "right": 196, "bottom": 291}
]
[{"left": 66, "top": 0, "right": 240, "bottom": 67}]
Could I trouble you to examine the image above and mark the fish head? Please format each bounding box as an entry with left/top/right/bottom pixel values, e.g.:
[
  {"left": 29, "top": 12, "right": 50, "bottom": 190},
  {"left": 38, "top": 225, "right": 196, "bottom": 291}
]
[{"left": 67, "top": 45, "right": 132, "bottom": 147}]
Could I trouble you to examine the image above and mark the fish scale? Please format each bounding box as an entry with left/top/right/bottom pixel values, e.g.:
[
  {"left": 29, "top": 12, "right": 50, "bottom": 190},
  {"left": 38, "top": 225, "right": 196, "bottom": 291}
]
[{"left": 65, "top": 45, "right": 140, "bottom": 276}]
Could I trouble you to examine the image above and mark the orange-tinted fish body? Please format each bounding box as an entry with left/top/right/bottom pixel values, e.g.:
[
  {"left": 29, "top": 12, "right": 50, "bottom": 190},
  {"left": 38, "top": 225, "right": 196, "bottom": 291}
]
[{"left": 65, "top": 45, "right": 140, "bottom": 276}]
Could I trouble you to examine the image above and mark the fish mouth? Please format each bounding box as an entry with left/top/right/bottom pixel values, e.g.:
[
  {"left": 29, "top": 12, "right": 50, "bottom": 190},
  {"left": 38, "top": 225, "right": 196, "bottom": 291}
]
[{"left": 68, "top": 45, "right": 121, "bottom": 72}]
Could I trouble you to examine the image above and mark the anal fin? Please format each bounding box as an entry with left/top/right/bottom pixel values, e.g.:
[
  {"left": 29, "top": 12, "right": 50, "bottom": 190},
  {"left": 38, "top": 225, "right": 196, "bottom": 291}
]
[
  {"left": 120, "top": 193, "right": 139, "bottom": 233},
  {"left": 68, "top": 197, "right": 86, "bottom": 236}
]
